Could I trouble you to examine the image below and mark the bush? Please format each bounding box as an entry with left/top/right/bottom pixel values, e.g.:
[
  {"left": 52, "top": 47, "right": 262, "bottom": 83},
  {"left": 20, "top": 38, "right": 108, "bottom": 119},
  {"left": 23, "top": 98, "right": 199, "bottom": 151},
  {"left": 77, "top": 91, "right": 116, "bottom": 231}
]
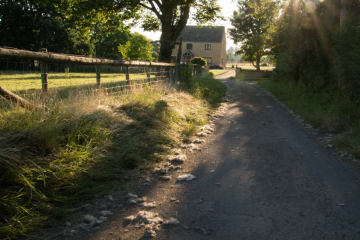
[
  {"left": 261, "top": 63, "right": 267, "bottom": 66},
  {"left": 182, "top": 74, "right": 227, "bottom": 105},
  {"left": 190, "top": 57, "right": 207, "bottom": 66}
]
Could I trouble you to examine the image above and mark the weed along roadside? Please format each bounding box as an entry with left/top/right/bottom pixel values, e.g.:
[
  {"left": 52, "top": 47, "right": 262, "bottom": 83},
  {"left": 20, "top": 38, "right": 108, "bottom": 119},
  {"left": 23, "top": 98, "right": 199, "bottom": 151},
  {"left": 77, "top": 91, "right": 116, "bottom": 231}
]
[{"left": 0, "top": 70, "right": 227, "bottom": 238}]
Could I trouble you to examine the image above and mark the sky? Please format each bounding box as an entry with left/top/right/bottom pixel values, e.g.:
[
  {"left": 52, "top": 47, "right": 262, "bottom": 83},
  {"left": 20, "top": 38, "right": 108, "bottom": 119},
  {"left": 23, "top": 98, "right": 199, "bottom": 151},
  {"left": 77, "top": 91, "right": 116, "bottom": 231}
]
[{"left": 131, "top": 1, "right": 239, "bottom": 50}]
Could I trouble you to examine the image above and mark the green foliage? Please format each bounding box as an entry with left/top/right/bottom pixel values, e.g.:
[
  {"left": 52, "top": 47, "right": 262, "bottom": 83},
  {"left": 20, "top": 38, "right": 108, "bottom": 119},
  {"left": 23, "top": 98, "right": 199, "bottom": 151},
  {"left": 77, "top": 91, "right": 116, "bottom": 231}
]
[
  {"left": 0, "top": 0, "right": 136, "bottom": 56},
  {"left": 0, "top": 0, "right": 70, "bottom": 52},
  {"left": 118, "top": 32, "right": 154, "bottom": 61},
  {"left": 179, "top": 69, "right": 227, "bottom": 105},
  {"left": 190, "top": 57, "right": 207, "bottom": 66},
  {"left": 272, "top": 0, "right": 360, "bottom": 99},
  {"left": 229, "top": 0, "right": 279, "bottom": 70},
  {"left": 96, "top": 28, "right": 131, "bottom": 58},
  {"left": 333, "top": 26, "right": 360, "bottom": 99},
  {"left": 190, "top": 75, "right": 227, "bottom": 105},
  {"left": 258, "top": 78, "right": 360, "bottom": 158}
]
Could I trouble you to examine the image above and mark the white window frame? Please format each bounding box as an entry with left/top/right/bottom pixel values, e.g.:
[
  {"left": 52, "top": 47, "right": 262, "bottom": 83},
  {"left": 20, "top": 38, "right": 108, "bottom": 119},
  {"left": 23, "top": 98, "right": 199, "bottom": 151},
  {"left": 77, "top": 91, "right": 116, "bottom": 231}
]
[{"left": 205, "top": 44, "right": 211, "bottom": 50}]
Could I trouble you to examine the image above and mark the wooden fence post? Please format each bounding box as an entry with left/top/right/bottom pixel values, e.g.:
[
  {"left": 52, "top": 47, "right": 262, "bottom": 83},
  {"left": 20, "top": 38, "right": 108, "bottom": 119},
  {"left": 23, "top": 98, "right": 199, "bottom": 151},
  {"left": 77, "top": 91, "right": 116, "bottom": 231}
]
[
  {"left": 175, "top": 66, "right": 179, "bottom": 84},
  {"left": 39, "top": 48, "right": 48, "bottom": 94},
  {"left": 96, "top": 65, "right": 101, "bottom": 89},
  {"left": 169, "top": 67, "right": 173, "bottom": 84},
  {"left": 125, "top": 66, "right": 130, "bottom": 86},
  {"left": 145, "top": 66, "right": 151, "bottom": 85}
]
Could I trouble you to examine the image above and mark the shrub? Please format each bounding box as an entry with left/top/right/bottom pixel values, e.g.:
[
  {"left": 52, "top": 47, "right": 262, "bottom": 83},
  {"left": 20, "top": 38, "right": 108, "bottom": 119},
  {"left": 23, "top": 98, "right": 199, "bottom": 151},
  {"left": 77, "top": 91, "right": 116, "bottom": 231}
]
[
  {"left": 261, "top": 63, "right": 267, "bottom": 66},
  {"left": 190, "top": 57, "right": 207, "bottom": 67}
]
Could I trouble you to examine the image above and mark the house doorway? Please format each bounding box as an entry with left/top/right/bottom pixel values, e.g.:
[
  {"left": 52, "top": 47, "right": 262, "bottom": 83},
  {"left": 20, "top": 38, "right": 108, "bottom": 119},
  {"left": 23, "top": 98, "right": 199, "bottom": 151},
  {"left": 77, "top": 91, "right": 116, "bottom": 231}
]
[{"left": 183, "top": 50, "right": 194, "bottom": 64}]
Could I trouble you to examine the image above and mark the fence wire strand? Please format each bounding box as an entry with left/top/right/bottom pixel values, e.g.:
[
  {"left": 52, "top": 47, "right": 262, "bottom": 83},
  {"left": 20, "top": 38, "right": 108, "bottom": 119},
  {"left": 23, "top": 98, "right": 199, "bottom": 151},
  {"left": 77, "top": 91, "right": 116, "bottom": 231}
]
[{"left": 0, "top": 60, "right": 202, "bottom": 105}]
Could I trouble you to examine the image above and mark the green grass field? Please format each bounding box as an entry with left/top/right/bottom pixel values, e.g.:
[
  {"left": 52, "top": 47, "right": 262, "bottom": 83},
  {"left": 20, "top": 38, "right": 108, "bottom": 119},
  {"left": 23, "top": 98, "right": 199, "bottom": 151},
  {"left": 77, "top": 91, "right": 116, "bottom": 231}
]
[
  {"left": 0, "top": 72, "right": 150, "bottom": 92},
  {"left": 209, "top": 69, "right": 229, "bottom": 76}
]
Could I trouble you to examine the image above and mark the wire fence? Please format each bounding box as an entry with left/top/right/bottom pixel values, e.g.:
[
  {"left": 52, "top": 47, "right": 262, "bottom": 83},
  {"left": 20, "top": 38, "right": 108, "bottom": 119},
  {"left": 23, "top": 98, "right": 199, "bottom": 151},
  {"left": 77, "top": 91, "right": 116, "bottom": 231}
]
[{"left": 0, "top": 47, "right": 202, "bottom": 107}]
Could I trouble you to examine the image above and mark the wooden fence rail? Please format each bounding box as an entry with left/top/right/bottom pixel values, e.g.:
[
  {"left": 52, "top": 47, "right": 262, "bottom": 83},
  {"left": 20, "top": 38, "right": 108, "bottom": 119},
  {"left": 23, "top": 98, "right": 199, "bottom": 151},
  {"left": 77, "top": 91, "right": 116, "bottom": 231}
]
[{"left": 0, "top": 47, "right": 203, "bottom": 108}]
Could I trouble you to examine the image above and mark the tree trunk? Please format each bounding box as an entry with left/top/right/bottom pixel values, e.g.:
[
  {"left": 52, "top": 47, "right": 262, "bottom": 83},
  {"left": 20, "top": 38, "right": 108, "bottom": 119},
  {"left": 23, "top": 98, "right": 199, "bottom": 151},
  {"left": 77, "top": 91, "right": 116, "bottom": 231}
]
[
  {"left": 158, "top": 16, "right": 174, "bottom": 63},
  {"left": 340, "top": 0, "right": 346, "bottom": 30},
  {"left": 158, "top": 4, "right": 190, "bottom": 63},
  {"left": 256, "top": 53, "right": 261, "bottom": 71}
]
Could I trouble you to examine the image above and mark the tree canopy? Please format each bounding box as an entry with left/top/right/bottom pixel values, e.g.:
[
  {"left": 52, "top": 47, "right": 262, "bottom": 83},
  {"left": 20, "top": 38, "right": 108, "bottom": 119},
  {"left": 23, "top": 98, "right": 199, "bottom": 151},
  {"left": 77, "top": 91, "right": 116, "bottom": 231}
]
[
  {"left": 272, "top": 0, "right": 360, "bottom": 96},
  {"left": 118, "top": 32, "right": 155, "bottom": 61},
  {"left": 229, "top": 0, "right": 279, "bottom": 70}
]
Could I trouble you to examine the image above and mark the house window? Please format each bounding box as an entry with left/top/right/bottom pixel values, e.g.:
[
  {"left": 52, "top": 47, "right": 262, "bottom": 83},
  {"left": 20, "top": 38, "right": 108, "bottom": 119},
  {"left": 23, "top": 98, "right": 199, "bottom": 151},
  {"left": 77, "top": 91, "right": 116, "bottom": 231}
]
[
  {"left": 204, "top": 57, "right": 212, "bottom": 64},
  {"left": 186, "top": 43, "right": 193, "bottom": 50},
  {"left": 205, "top": 44, "right": 211, "bottom": 50}
]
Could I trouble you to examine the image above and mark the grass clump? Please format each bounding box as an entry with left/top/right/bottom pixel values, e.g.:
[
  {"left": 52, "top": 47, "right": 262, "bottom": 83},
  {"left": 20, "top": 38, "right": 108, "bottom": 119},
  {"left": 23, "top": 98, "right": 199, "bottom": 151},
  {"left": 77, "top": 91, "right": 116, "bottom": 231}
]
[
  {"left": 257, "top": 79, "right": 360, "bottom": 158},
  {"left": 181, "top": 74, "right": 227, "bottom": 106},
  {"left": 0, "top": 79, "right": 219, "bottom": 238}
]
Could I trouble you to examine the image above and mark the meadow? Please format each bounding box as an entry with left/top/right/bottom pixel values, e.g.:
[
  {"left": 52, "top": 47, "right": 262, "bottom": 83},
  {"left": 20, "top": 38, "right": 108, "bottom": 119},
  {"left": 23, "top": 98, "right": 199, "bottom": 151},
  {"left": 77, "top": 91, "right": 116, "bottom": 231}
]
[{"left": 0, "top": 72, "right": 149, "bottom": 92}]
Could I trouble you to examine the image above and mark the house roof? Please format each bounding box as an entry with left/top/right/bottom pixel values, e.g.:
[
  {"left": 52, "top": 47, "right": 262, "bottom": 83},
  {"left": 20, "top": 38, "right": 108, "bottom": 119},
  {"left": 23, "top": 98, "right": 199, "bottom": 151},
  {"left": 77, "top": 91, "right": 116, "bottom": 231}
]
[{"left": 177, "top": 25, "right": 225, "bottom": 43}]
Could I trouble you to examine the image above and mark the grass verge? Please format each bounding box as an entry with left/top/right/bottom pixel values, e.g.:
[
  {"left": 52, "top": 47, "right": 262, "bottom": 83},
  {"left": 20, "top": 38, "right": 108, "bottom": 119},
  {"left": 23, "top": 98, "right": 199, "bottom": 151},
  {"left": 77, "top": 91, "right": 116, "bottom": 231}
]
[
  {"left": 209, "top": 70, "right": 229, "bottom": 76},
  {"left": 256, "top": 78, "right": 360, "bottom": 158},
  {"left": 0, "top": 74, "right": 226, "bottom": 239}
]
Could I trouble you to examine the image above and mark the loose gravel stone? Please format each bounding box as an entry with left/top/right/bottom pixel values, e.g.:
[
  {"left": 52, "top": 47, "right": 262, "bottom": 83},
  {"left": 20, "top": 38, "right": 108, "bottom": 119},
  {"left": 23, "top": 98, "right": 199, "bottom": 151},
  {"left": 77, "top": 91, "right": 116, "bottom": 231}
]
[
  {"left": 168, "top": 154, "right": 187, "bottom": 163},
  {"left": 127, "top": 193, "right": 138, "bottom": 199},
  {"left": 177, "top": 174, "right": 197, "bottom": 181},
  {"left": 158, "top": 176, "right": 172, "bottom": 180},
  {"left": 164, "top": 217, "right": 180, "bottom": 225}
]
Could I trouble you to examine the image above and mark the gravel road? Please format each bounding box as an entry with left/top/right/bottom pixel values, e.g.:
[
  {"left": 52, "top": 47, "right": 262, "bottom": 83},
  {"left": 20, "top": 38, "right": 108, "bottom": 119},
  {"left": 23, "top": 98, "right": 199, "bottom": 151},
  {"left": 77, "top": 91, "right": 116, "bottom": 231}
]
[{"left": 54, "top": 71, "right": 360, "bottom": 240}]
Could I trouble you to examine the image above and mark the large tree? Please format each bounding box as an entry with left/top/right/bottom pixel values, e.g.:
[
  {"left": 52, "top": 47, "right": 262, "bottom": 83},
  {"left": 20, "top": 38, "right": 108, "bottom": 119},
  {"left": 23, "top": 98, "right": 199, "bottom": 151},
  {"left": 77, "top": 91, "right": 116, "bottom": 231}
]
[
  {"left": 229, "top": 0, "right": 279, "bottom": 70},
  {"left": 134, "top": 0, "right": 222, "bottom": 62},
  {"left": 118, "top": 32, "right": 155, "bottom": 61}
]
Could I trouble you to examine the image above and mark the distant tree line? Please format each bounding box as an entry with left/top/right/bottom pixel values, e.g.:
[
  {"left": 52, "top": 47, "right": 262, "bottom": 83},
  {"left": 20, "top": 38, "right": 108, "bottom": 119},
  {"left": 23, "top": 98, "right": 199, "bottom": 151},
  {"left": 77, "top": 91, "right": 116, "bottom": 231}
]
[{"left": 0, "top": 0, "right": 157, "bottom": 60}]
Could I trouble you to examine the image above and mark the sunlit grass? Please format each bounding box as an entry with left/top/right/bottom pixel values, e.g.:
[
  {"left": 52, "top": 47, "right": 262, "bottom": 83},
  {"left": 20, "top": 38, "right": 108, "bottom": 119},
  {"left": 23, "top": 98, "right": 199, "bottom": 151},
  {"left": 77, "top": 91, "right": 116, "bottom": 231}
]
[
  {"left": 226, "top": 64, "right": 275, "bottom": 71},
  {"left": 209, "top": 70, "right": 229, "bottom": 76},
  {"left": 0, "top": 72, "right": 149, "bottom": 92},
  {"left": 0, "top": 73, "right": 227, "bottom": 239}
]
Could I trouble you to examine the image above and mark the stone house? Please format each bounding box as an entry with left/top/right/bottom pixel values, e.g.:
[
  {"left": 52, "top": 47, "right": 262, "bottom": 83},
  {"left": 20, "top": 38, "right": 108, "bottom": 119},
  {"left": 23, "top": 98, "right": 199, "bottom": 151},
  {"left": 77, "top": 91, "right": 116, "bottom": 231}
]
[{"left": 171, "top": 25, "right": 226, "bottom": 66}]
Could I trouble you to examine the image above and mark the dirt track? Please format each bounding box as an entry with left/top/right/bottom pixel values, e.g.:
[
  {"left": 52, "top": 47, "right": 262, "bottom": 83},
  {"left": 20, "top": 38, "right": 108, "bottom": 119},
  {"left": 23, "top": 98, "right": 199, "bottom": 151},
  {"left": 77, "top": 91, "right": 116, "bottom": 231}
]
[{"left": 51, "top": 71, "right": 360, "bottom": 240}]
